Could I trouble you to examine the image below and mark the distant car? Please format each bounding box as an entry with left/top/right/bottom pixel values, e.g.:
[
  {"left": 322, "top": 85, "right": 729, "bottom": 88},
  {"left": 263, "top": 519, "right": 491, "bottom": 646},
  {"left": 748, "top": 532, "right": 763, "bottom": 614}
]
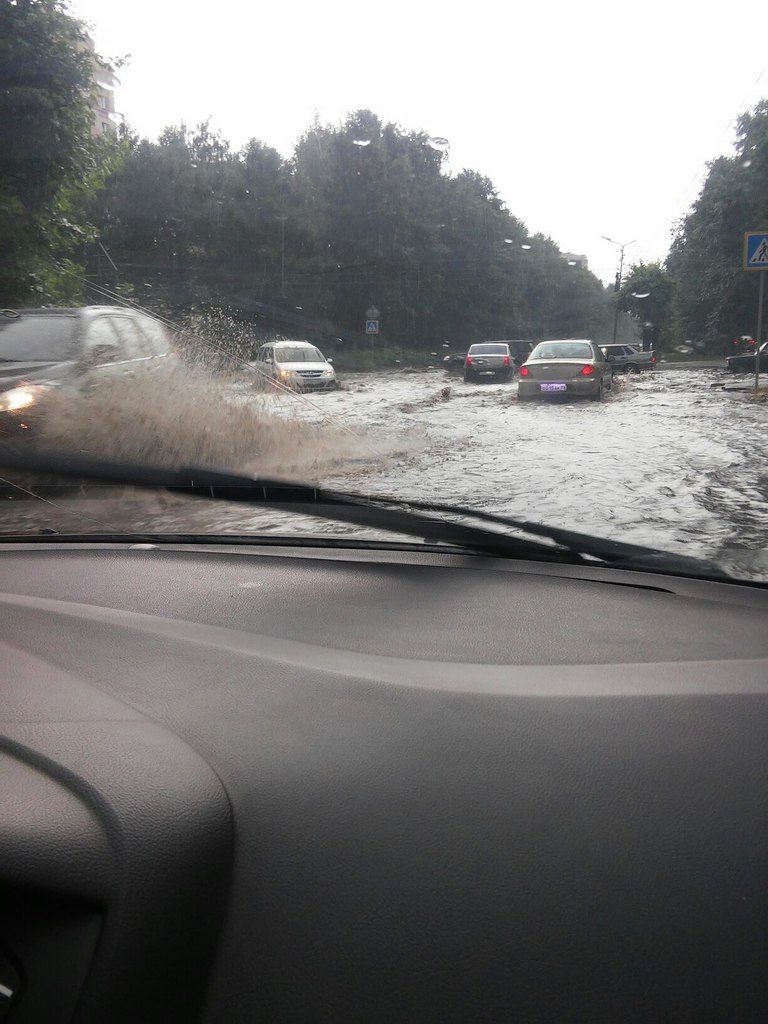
[
  {"left": 249, "top": 341, "right": 337, "bottom": 391},
  {"left": 0, "top": 306, "right": 179, "bottom": 438},
  {"left": 442, "top": 352, "right": 466, "bottom": 372},
  {"left": 464, "top": 343, "right": 514, "bottom": 382},
  {"left": 518, "top": 339, "right": 613, "bottom": 401},
  {"left": 503, "top": 340, "right": 535, "bottom": 366},
  {"left": 599, "top": 344, "right": 656, "bottom": 372},
  {"left": 726, "top": 342, "right": 768, "bottom": 373}
]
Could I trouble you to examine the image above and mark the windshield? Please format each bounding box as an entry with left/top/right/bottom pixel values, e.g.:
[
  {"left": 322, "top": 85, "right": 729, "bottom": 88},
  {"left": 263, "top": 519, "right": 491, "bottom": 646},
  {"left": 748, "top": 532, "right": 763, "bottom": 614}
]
[
  {"left": 274, "top": 347, "right": 325, "bottom": 363},
  {"left": 3, "top": 1, "right": 768, "bottom": 582},
  {"left": 0, "top": 316, "right": 79, "bottom": 361},
  {"left": 530, "top": 343, "right": 594, "bottom": 361},
  {"left": 469, "top": 345, "right": 508, "bottom": 355}
]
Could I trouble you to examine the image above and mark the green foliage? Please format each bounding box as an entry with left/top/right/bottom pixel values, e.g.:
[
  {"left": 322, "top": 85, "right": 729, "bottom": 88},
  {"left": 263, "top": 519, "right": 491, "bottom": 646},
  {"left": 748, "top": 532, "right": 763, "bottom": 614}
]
[
  {"left": 618, "top": 261, "right": 673, "bottom": 349},
  {"left": 667, "top": 100, "right": 768, "bottom": 353},
  {"left": 0, "top": 0, "right": 122, "bottom": 305},
  {"left": 94, "top": 111, "right": 613, "bottom": 353}
]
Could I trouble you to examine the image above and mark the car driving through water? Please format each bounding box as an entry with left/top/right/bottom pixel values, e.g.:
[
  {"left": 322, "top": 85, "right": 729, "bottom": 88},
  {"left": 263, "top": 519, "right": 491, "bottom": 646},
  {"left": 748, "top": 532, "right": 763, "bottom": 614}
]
[
  {"left": 0, "top": 306, "right": 178, "bottom": 439},
  {"left": 245, "top": 340, "right": 337, "bottom": 391},
  {"left": 517, "top": 339, "right": 613, "bottom": 401},
  {"left": 463, "top": 342, "right": 514, "bottom": 382}
]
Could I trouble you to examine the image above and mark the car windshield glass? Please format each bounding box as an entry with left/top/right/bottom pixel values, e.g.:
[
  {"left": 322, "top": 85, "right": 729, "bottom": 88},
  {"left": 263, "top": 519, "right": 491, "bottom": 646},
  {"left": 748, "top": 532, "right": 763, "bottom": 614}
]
[
  {"left": 530, "top": 343, "right": 594, "bottom": 360},
  {"left": 0, "top": 317, "right": 78, "bottom": 360},
  {"left": 274, "top": 347, "right": 324, "bottom": 362},
  {"left": 4, "top": 1, "right": 768, "bottom": 582}
]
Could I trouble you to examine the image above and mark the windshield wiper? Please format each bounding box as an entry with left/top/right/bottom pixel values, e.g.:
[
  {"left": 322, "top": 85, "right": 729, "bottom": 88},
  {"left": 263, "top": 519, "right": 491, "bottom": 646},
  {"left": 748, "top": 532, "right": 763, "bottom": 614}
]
[{"left": 0, "top": 448, "right": 729, "bottom": 578}]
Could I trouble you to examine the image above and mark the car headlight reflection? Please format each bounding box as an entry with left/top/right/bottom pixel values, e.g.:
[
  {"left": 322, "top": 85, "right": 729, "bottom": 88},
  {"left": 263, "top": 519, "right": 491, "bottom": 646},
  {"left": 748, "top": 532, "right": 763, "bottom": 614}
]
[{"left": 0, "top": 385, "right": 51, "bottom": 413}]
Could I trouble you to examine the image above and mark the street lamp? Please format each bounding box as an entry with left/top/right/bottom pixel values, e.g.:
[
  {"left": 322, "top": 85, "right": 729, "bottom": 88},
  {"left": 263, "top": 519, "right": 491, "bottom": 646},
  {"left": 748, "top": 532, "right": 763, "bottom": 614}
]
[
  {"left": 602, "top": 235, "right": 636, "bottom": 343},
  {"left": 276, "top": 214, "right": 288, "bottom": 298}
]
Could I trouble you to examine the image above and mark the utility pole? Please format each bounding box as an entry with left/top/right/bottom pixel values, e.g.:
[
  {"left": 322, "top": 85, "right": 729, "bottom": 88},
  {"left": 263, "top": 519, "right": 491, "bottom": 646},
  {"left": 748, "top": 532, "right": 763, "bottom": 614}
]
[
  {"left": 603, "top": 236, "right": 636, "bottom": 344},
  {"left": 277, "top": 214, "right": 288, "bottom": 299}
]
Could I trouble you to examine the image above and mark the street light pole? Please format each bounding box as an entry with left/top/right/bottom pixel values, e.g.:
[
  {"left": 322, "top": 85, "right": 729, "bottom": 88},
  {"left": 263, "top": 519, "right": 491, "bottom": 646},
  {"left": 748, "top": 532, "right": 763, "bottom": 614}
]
[
  {"left": 276, "top": 214, "right": 288, "bottom": 299},
  {"left": 602, "top": 235, "right": 636, "bottom": 344}
]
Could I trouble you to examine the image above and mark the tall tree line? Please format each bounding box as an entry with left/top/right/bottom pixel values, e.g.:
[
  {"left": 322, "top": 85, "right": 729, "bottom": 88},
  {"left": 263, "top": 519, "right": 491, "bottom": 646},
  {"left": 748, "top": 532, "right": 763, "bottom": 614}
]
[
  {"left": 620, "top": 101, "right": 768, "bottom": 356},
  {"left": 0, "top": 0, "right": 615, "bottom": 353},
  {"left": 92, "top": 112, "right": 614, "bottom": 351}
]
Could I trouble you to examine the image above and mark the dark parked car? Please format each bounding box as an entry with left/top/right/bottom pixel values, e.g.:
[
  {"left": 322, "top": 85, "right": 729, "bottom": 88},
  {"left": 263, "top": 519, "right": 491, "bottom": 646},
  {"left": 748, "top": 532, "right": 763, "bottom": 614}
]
[
  {"left": 0, "top": 306, "right": 178, "bottom": 437},
  {"left": 726, "top": 341, "right": 768, "bottom": 373},
  {"left": 443, "top": 352, "right": 466, "bottom": 372}
]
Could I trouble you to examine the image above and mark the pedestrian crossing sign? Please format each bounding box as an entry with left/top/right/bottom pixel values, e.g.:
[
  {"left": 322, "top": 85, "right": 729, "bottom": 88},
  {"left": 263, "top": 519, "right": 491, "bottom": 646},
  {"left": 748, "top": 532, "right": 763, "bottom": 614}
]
[{"left": 744, "top": 231, "right": 768, "bottom": 270}]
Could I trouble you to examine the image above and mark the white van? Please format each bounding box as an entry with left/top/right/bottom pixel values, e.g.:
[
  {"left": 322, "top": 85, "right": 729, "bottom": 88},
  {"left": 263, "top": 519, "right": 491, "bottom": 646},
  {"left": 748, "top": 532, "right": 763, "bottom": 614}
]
[{"left": 251, "top": 340, "right": 337, "bottom": 391}]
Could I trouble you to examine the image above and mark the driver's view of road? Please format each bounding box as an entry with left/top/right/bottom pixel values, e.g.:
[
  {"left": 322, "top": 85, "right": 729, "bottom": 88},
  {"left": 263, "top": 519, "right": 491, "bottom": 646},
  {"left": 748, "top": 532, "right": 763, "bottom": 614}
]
[
  {"left": 4, "top": 357, "right": 765, "bottom": 580},
  {"left": 7, "top": 4, "right": 768, "bottom": 1024},
  {"left": 265, "top": 366, "right": 768, "bottom": 577}
]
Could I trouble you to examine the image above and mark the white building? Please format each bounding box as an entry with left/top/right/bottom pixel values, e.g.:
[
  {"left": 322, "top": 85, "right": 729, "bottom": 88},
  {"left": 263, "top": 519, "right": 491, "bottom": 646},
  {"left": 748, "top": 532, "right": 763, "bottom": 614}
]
[{"left": 77, "top": 33, "right": 120, "bottom": 136}]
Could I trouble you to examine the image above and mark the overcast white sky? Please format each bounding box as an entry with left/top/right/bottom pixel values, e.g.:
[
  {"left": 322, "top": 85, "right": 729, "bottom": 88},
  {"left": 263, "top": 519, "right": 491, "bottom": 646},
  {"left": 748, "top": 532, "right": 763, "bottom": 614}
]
[{"left": 70, "top": 0, "right": 767, "bottom": 284}]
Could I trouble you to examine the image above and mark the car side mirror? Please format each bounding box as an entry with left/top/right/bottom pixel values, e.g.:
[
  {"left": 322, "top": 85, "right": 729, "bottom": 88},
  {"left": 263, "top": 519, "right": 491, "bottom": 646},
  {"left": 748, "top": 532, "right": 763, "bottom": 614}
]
[{"left": 327, "top": 358, "right": 333, "bottom": 365}]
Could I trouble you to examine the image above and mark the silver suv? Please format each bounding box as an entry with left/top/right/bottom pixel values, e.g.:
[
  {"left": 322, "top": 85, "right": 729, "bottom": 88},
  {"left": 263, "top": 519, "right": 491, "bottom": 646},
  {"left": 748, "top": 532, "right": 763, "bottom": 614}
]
[
  {"left": 464, "top": 343, "right": 514, "bottom": 383},
  {"left": 250, "top": 341, "right": 337, "bottom": 391}
]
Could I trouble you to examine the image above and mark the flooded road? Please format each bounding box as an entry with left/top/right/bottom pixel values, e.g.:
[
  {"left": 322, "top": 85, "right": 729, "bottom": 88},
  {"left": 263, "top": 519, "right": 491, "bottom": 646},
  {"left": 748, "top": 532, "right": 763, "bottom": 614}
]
[
  {"left": 271, "top": 365, "right": 768, "bottom": 578},
  {"left": 3, "top": 365, "right": 768, "bottom": 581}
]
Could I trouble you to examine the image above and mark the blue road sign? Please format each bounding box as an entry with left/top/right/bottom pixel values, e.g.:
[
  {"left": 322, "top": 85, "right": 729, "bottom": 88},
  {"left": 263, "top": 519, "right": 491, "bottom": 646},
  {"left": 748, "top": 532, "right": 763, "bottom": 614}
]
[
  {"left": 366, "top": 319, "right": 379, "bottom": 334},
  {"left": 744, "top": 232, "right": 768, "bottom": 271}
]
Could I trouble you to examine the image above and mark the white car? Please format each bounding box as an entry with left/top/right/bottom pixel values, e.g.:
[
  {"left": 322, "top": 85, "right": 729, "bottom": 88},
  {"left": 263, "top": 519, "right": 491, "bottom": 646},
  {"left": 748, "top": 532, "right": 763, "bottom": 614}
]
[{"left": 250, "top": 341, "right": 337, "bottom": 391}]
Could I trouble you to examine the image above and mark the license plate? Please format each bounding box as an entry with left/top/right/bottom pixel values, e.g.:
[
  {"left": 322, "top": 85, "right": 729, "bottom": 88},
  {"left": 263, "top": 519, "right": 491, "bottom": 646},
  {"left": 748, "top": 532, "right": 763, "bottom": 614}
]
[{"left": 540, "top": 383, "right": 567, "bottom": 392}]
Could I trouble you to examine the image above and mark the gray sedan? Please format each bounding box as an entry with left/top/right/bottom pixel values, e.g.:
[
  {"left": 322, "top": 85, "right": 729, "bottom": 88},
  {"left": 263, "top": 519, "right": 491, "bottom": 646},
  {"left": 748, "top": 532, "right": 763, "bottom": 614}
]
[{"left": 518, "top": 340, "right": 613, "bottom": 401}]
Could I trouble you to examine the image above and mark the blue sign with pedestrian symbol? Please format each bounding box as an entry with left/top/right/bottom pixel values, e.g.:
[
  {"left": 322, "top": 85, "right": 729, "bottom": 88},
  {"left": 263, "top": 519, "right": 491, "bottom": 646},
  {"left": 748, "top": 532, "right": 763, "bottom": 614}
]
[
  {"left": 744, "top": 232, "right": 768, "bottom": 271},
  {"left": 366, "top": 319, "right": 379, "bottom": 334}
]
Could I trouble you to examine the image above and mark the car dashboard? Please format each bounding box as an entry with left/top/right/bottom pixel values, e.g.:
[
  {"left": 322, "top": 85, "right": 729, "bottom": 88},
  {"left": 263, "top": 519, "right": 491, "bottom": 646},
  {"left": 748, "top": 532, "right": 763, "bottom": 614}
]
[{"left": 2, "top": 540, "right": 768, "bottom": 1022}]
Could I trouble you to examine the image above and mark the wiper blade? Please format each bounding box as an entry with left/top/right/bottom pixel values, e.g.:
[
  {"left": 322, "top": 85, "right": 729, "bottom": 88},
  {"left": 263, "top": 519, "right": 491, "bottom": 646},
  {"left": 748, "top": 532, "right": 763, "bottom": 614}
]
[{"left": 0, "top": 449, "right": 727, "bottom": 578}]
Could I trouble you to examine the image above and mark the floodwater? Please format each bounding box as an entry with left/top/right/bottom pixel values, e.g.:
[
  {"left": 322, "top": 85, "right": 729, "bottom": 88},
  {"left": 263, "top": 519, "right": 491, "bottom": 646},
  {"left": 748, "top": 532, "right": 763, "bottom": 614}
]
[
  {"left": 3, "top": 365, "right": 768, "bottom": 580},
  {"left": 243, "top": 365, "right": 768, "bottom": 577}
]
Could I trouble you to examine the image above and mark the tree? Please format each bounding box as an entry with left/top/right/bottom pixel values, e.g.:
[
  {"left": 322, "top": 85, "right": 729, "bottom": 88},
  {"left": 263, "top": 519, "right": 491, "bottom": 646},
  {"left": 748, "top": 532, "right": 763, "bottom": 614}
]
[
  {"left": 667, "top": 100, "right": 768, "bottom": 353},
  {"left": 618, "top": 261, "right": 673, "bottom": 351},
  {"left": 0, "top": 0, "right": 121, "bottom": 305},
  {"left": 92, "top": 108, "right": 613, "bottom": 355}
]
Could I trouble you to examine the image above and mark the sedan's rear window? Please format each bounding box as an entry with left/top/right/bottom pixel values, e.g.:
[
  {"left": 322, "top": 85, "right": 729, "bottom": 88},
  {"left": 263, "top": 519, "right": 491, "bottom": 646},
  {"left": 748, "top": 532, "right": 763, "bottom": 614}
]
[
  {"left": 0, "top": 315, "right": 79, "bottom": 361},
  {"left": 530, "top": 342, "right": 594, "bottom": 360},
  {"left": 469, "top": 344, "right": 508, "bottom": 355}
]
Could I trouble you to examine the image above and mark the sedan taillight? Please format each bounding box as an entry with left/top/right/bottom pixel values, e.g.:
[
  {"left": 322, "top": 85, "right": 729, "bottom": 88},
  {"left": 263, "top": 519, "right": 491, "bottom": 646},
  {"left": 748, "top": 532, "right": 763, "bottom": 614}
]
[
  {"left": 579, "top": 365, "right": 595, "bottom": 376},
  {"left": 503, "top": 355, "right": 509, "bottom": 366},
  {"left": 520, "top": 365, "right": 529, "bottom": 376},
  {"left": 466, "top": 355, "right": 472, "bottom": 365}
]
